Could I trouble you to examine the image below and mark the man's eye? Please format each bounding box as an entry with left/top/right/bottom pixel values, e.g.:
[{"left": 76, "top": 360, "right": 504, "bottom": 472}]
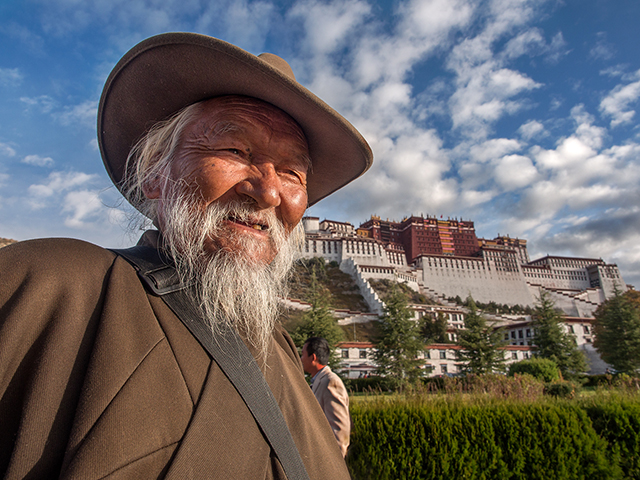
[
  {"left": 280, "top": 169, "right": 306, "bottom": 184},
  {"left": 226, "top": 148, "right": 241, "bottom": 155}
]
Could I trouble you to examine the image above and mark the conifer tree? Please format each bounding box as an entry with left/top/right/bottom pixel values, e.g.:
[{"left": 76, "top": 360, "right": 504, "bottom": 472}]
[
  {"left": 420, "top": 312, "right": 450, "bottom": 344},
  {"left": 456, "top": 297, "right": 506, "bottom": 374},
  {"left": 292, "top": 268, "right": 344, "bottom": 367},
  {"left": 373, "top": 283, "right": 424, "bottom": 383},
  {"left": 532, "top": 290, "right": 587, "bottom": 378},
  {"left": 593, "top": 288, "right": 640, "bottom": 374}
]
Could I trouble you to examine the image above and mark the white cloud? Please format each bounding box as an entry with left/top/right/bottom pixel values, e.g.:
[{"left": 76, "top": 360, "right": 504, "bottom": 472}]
[
  {"left": 22, "top": 155, "right": 54, "bottom": 167},
  {"left": 400, "top": 0, "right": 474, "bottom": 37},
  {"left": 0, "top": 67, "right": 23, "bottom": 87},
  {"left": 545, "top": 32, "right": 569, "bottom": 64},
  {"left": 518, "top": 120, "right": 545, "bottom": 140},
  {"left": 0, "top": 142, "right": 17, "bottom": 157},
  {"left": 534, "top": 136, "right": 595, "bottom": 170},
  {"left": 493, "top": 154, "right": 539, "bottom": 190},
  {"left": 449, "top": 65, "right": 541, "bottom": 138},
  {"left": 37, "top": 0, "right": 194, "bottom": 37},
  {"left": 55, "top": 99, "right": 98, "bottom": 128},
  {"left": 345, "top": 0, "right": 474, "bottom": 89},
  {"left": 469, "top": 138, "right": 522, "bottom": 163},
  {"left": 20, "top": 95, "right": 56, "bottom": 113},
  {"left": 589, "top": 31, "right": 615, "bottom": 61},
  {"left": 0, "top": 22, "right": 45, "bottom": 53},
  {"left": 502, "top": 28, "right": 545, "bottom": 59},
  {"left": 441, "top": 0, "right": 555, "bottom": 140},
  {"left": 599, "top": 69, "right": 640, "bottom": 127},
  {"left": 62, "top": 190, "right": 104, "bottom": 228},
  {"left": 28, "top": 171, "right": 97, "bottom": 209},
  {"left": 195, "top": 0, "right": 276, "bottom": 51},
  {"left": 289, "top": 0, "right": 371, "bottom": 57},
  {"left": 461, "top": 188, "right": 495, "bottom": 207}
]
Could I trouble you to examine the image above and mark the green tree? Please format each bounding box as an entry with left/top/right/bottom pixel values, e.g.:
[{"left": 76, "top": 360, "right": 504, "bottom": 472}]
[
  {"left": 420, "top": 312, "right": 450, "bottom": 344},
  {"left": 292, "top": 269, "right": 344, "bottom": 367},
  {"left": 593, "top": 288, "right": 640, "bottom": 374},
  {"left": 456, "top": 297, "right": 507, "bottom": 374},
  {"left": 373, "top": 284, "right": 424, "bottom": 384},
  {"left": 532, "top": 290, "right": 587, "bottom": 379}
]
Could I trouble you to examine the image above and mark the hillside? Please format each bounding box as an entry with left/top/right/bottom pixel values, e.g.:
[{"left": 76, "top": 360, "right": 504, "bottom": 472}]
[
  {"left": 0, "top": 238, "right": 17, "bottom": 249},
  {"left": 281, "top": 258, "right": 374, "bottom": 342},
  {"left": 281, "top": 259, "right": 441, "bottom": 343},
  {"left": 287, "top": 258, "right": 370, "bottom": 311},
  {"left": 368, "top": 278, "right": 437, "bottom": 305}
]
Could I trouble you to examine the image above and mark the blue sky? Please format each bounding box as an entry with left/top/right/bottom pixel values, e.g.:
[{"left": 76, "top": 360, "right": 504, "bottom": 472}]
[{"left": 1, "top": 0, "right": 639, "bottom": 287}]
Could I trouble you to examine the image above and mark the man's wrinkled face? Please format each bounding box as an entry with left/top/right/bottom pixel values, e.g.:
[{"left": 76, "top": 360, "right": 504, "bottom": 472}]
[{"left": 150, "top": 96, "right": 310, "bottom": 264}]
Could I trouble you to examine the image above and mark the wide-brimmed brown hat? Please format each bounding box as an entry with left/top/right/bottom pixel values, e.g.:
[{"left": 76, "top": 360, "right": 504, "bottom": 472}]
[{"left": 98, "top": 32, "right": 373, "bottom": 207}]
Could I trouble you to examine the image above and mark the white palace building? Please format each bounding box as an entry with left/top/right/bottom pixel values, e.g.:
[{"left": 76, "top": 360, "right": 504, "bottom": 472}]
[
  {"left": 298, "top": 215, "right": 629, "bottom": 376},
  {"left": 301, "top": 215, "right": 627, "bottom": 318}
]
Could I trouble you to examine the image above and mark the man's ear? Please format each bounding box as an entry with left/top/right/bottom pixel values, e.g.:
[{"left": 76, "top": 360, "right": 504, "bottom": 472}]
[{"left": 141, "top": 177, "right": 162, "bottom": 199}]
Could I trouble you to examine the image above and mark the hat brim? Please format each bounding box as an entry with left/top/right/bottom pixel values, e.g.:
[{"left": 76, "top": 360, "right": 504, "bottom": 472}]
[{"left": 98, "top": 32, "right": 373, "bottom": 207}]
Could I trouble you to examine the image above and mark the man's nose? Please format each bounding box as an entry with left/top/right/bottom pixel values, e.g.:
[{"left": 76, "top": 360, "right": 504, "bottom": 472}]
[{"left": 235, "top": 162, "right": 282, "bottom": 209}]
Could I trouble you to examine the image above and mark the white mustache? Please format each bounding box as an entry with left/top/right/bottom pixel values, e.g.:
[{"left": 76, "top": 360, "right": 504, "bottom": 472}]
[{"left": 158, "top": 189, "right": 303, "bottom": 361}]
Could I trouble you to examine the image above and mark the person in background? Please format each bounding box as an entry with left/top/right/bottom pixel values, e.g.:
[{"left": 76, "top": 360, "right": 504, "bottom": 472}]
[{"left": 301, "top": 337, "right": 351, "bottom": 457}]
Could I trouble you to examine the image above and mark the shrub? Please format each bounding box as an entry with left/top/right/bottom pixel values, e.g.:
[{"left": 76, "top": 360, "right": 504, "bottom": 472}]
[
  {"left": 420, "top": 374, "right": 545, "bottom": 400},
  {"left": 611, "top": 373, "right": 640, "bottom": 391},
  {"left": 508, "top": 357, "right": 560, "bottom": 382},
  {"left": 343, "top": 376, "right": 398, "bottom": 393},
  {"left": 583, "top": 396, "right": 640, "bottom": 479},
  {"left": 544, "top": 381, "right": 576, "bottom": 398},
  {"left": 583, "top": 374, "right": 615, "bottom": 388},
  {"left": 347, "top": 399, "right": 613, "bottom": 479}
]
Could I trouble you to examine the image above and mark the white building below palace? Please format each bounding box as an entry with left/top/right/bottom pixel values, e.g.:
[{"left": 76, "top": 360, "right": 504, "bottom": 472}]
[{"left": 336, "top": 341, "right": 536, "bottom": 379}]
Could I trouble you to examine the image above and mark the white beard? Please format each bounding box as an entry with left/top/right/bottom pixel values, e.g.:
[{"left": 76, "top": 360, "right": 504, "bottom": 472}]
[{"left": 159, "top": 190, "right": 303, "bottom": 361}]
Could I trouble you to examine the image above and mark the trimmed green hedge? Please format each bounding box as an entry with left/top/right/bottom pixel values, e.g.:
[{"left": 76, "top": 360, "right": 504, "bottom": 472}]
[
  {"left": 347, "top": 398, "right": 637, "bottom": 479},
  {"left": 584, "top": 398, "right": 640, "bottom": 479}
]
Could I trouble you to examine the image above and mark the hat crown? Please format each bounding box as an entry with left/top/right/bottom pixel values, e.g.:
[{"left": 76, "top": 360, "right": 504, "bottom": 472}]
[
  {"left": 258, "top": 53, "right": 296, "bottom": 81},
  {"left": 98, "top": 33, "right": 372, "bottom": 209}
]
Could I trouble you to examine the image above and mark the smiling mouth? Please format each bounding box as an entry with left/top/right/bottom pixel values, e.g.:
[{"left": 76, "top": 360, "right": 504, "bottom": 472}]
[{"left": 228, "top": 216, "right": 269, "bottom": 231}]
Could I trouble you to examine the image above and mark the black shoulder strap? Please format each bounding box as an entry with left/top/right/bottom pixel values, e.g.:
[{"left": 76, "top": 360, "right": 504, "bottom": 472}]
[{"left": 111, "top": 246, "right": 310, "bottom": 480}]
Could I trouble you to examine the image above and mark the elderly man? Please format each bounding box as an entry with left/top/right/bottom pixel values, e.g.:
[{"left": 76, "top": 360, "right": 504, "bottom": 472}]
[
  {"left": 301, "top": 337, "right": 351, "bottom": 457},
  {"left": 0, "top": 33, "right": 371, "bottom": 479}
]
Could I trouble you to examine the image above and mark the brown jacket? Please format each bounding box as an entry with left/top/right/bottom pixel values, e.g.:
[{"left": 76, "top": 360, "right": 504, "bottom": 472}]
[{"left": 0, "top": 236, "right": 351, "bottom": 479}]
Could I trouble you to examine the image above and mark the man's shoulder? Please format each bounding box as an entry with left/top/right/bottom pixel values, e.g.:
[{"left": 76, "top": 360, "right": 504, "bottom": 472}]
[
  {"left": 0, "top": 237, "right": 122, "bottom": 286},
  {"left": 1, "top": 236, "right": 114, "bottom": 259},
  {"left": 323, "top": 367, "right": 346, "bottom": 387},
  {"left": 271, "top": 323, "right": 304, "bottom": 370}
]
